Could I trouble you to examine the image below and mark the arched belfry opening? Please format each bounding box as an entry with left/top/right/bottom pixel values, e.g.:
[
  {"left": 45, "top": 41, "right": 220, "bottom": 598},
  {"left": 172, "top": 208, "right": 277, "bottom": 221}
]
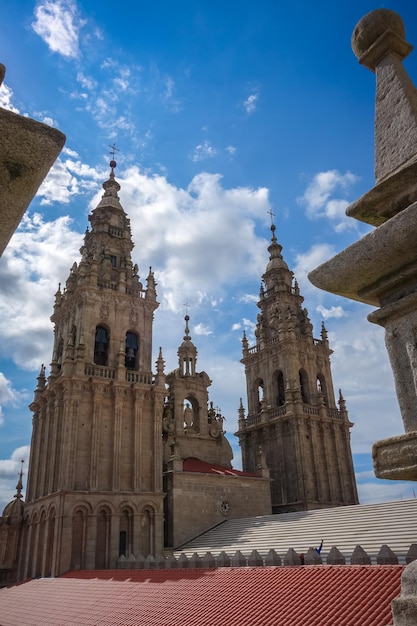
[
  {"left": 299, "top": 369, "right": 309, "bottom": 404},
  {"left": 256, "top": 379, "right": 264, "bottom": 412},
  {"left": 317, "top": 374, "right": 328, "bottom": 404},
  {"left": 277, "top": 370, "right": 285, "bottom": 406},
  {"left": 94, "top": 325, "right": 109, "bottom": 366},
  {"left": 125, "top": 331, "right": 139, "bottom": 370}
]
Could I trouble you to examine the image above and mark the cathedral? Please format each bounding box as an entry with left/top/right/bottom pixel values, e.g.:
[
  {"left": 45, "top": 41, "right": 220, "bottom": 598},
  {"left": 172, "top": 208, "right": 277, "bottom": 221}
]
[{"left": 0, "top": 159, "right": 357, "bottom": 583}]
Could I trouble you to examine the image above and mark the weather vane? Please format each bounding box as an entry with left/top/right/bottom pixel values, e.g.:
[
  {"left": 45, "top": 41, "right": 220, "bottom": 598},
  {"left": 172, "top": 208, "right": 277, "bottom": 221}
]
[{"left": 184, "top": 302, "right": 191, "bottom": 316}]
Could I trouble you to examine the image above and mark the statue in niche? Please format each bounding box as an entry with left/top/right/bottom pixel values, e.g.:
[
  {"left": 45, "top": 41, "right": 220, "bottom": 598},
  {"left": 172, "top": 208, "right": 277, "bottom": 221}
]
[{"left": 183, "top": 403, "right": 193, "bottom": 429}]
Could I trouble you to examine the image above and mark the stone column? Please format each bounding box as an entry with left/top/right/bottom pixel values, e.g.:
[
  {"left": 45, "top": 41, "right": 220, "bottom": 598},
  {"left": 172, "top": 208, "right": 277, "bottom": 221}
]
[{"left": 309, "top": 9, "right": 417, "bottom": 482}]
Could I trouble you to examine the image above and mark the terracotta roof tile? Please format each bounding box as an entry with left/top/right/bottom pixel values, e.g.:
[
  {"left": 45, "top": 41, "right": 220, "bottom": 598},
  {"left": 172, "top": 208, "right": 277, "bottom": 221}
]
[
  {"left": 0, "top": 565, "right": 402, "bottom": 626},
  {"left": 183, "top": 457, "right": 258, "bottom": 477}
]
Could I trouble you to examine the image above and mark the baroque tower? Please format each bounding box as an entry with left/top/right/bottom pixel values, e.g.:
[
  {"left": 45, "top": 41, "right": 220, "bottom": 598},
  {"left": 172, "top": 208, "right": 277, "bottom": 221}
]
[
  {"left": 20, "top": 160, "right": 165, "bottom": 578},
  {"left": 236, "top": 224, "right": 358, "bottom": 513}
]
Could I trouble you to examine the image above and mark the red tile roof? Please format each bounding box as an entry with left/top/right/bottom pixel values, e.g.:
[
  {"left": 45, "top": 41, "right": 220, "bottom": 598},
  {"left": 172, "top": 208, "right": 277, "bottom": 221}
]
[
  {"left": 0, "top": 565, "right": 403, "bottom": 626},
  {"left": 183, "top": 457, "right": 259, "bottom": 477}
]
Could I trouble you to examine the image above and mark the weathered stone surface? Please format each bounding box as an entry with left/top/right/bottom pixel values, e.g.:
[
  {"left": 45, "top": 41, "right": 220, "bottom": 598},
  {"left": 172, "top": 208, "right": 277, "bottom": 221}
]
[
  {"left": 373, "top": 432, "right": 417, "bottom": 481},
  {"left": 305, "top": 547, "right": 322, "bottom": 565},
  {"left": 377, "top": 544, "right": 399, "bottom": 565},
  {"left": 326, "top": 546, "right": 346, "bottom": 565},
  {"left": 406, "top": 545, "right": 417, "bottom": 564},
  {"left": 352, "top": 10, "right": 417, "bottom": 185},
  {"left": 351, "top": 9, "right": 406, "bottom": 63},
  {"left": 346, "top": 162, "right": 417, "bottom": 227},
  {"left": 392, "top": 560, "right": 417, "bottom": 626},
  {"left": 351, "top": 545, "right": 371, "bottom": 565},
  {"left": 309, "top": 201, "right": 417, "bottom": 308},
  {"left": 0, "top": 65, "right": 65, "bottom": 255}
]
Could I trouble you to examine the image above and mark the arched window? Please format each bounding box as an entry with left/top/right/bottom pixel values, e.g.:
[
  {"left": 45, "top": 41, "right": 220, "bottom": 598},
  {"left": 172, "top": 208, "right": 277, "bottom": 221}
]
[
  {"left": 277, "top": 371, "right": 285, "bottom": 406},
  {"left": 317, "top": 374, "right": 328, "bottom": 404},
  {"left": 299, "top": 369, "right": 309, "bottom": 404},
  {"left": 125, "top": 331, "right": 139, "bottom": 370},
  {"left": 94, "top": 326, "right": 109, "bottom": 366},
  {"left": 56, "top": 338, "right": 63, "bottom": 370},
  {"left": 256, "top": 380, "right": 264, "bottom": 413}
]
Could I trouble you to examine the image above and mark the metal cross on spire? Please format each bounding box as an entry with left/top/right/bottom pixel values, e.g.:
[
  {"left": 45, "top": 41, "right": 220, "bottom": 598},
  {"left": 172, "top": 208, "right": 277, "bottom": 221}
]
[
  {"left": 109, "top": 143, "right": 119, "bottom": 160},
  {"left": 267, "top": 209, "right": 276, "bottom": 226}
]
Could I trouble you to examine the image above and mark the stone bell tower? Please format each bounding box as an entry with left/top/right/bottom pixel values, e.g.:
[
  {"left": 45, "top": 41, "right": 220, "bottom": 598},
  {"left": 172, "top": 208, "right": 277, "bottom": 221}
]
[
  {"left": 19, "top": 159, "right": 165, "bottom": 579},
  {"left": 236, "top": 224, "right": 358, "bottom": 513},
  {"left": 162, "top": 314, "right": 271, "bottom": 548}
]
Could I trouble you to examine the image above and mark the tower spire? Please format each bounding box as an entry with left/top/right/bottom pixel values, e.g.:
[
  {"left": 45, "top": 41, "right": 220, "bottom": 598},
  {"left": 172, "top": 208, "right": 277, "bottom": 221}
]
[{"left": 14, "top": 460, "right": 24, "bottom": 501}]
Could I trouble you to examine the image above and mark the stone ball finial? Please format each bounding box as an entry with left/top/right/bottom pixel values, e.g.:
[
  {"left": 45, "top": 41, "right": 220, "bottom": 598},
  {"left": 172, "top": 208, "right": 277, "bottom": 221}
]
[
  {"left": 352, "top": 9, "right": 405, "bottom": 58},
  {"left": 351, "top": 9, "right": 412, "bottom": 71}
]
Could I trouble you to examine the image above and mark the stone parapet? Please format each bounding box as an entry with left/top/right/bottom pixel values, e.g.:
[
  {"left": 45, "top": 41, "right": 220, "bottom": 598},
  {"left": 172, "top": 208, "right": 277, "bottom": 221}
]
[{"left": 116, "top": 542, "right": 416, "bottom": 570}]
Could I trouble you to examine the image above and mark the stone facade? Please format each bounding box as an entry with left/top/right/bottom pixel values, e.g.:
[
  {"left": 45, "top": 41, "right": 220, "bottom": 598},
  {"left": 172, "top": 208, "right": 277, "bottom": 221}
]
[
  {"left": 236, "top": 225, "right": 358, "bottom": 513},
  {"left": 164, "top": 461, "right": 271, "bottom": 548}
]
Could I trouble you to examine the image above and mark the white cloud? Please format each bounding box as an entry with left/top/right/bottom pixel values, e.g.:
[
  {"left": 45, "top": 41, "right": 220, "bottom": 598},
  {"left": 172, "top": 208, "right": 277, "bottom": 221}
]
[
  {"left": 244, "top": 92, "right": 259, "bottom": 115},
  {"left": 298, "top": 170, "right": 359, "bottom": 232},
  {"left": 226, "top": 145, "right": 237, "bottom": 155},
  {"left": 0, "top": 83, "right": 20, "bottom": 113},
  {"left": 76, "top": 71, "right": 97, "bottom": 91},
  {"left": 293, "top": 243, "right": 336, "bottom": 295},
  {"left": 36, "top": 155, "right": 102, "bottom": 204},
  {"left": 0, "top": 447, "right": 30, "bottom": 477},
  {"left": 110, "top": 168, "right": 271, "bottom": 313},
  {"left": 316, "top": 304, "right": 347, "bottom": 319},
  {"left": 191, "top": 140, "right": 217, "bottom": 162},
  {"left": 32, "top": 0, "right": 84, "bottom": 59},
  {"left": 194, "top": 323, "right": 212, "bottom": 336},
  {"left": 0, "top": 373, "right": 22, "bottom": 427}
]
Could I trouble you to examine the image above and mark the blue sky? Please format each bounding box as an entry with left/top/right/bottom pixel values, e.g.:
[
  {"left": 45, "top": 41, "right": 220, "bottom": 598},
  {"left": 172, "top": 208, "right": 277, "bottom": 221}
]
[{"left": 1, "top": 0, "right": 417, "bottom": 510}]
